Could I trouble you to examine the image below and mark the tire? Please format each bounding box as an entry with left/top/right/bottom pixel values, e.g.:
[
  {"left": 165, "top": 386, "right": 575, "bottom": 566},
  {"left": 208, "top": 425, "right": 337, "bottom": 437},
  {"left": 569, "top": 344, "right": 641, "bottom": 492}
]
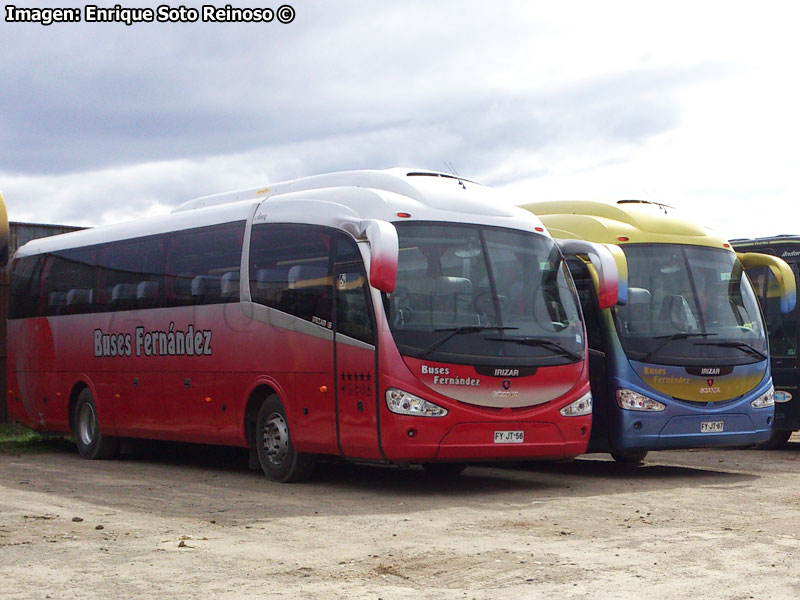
[
  {"left": 422, "top": 463, "right": 468, "bottom": 478},
  {"left": 73, "top": 388, "right": 119, "bottom": 460},
  {"left": 610, "top": 449, "right": 648, "bottom": 464},
  {"left": 255, "top": 395, "right": 315, "bottom": 483},
  {"left": 756, "top": 428, "right": 792, "bottom": 450}
]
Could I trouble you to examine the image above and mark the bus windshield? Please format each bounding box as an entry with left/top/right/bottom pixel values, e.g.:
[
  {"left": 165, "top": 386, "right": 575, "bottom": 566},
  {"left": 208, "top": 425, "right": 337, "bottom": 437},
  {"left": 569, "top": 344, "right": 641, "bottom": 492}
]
[
  {"left": 615, "top": 244, "right": 767, "bottom": 365},
  {"left": 385, "top": 222, "right": 584, "bottom": 366}
]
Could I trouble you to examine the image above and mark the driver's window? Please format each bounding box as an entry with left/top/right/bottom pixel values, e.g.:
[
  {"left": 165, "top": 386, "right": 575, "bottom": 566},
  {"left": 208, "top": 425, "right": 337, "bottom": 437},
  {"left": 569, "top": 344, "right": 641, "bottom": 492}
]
[{"left": 335, "top": 235, "right": 375, "bottom": 344}]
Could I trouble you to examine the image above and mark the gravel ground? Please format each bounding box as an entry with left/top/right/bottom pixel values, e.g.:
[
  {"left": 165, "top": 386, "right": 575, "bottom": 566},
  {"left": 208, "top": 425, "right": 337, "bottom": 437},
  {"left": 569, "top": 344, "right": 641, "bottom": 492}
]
[{"left": 2, "top": 436, "right": 800, "bottom": 599}]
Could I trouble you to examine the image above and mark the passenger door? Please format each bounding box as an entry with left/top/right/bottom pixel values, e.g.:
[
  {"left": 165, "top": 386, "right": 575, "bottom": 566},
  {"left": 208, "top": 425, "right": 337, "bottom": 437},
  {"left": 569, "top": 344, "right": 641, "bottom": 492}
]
[
  {"left": 334, "top": 234, "right": 380, "bottom": 459},
  {"left": 567, "top": 258, "right": 610, "bottom": 451}
]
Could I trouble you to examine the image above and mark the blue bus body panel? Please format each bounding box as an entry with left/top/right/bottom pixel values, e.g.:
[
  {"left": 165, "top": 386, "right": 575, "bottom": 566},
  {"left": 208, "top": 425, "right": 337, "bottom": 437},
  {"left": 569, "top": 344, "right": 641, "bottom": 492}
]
[{"left": 606, "top": 357, "right": 773, "bottom": 452}]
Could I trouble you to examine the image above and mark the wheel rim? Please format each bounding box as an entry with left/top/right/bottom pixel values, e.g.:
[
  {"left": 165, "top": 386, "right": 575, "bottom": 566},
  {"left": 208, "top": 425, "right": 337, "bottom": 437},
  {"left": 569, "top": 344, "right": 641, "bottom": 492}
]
[
  {"left": 263, "top": 412, "right": 289, "bottom": 466},
  {"left": 77, "top": 402, "right": 97, "bottom": 447}
]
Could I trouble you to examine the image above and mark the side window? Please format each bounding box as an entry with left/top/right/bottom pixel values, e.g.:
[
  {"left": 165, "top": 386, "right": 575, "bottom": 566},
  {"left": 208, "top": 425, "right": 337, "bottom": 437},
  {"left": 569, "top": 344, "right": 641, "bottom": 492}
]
[
  {"left": 335, "top": 235, "right": 375, "bottom": 344},
  {"left": 42, "top": 248, "right": 97, "bottom": 316},
  {"left": 566, "top": 258, "right": 604, "bottom": 351},
  {"left": 748, "top": 264, "right": 799, "bottom": 358},
  {"left": 249, "top": 224, "right": 333, "bottom": 326},
  {"left": 165, "top": 221, "right": 245, "bottom": 307},
  {"left": 8, "top": 255, "right": 44, "bottom": 319},
  {"left": 97, "top": 236, "right": 164, "bottom": 311}
]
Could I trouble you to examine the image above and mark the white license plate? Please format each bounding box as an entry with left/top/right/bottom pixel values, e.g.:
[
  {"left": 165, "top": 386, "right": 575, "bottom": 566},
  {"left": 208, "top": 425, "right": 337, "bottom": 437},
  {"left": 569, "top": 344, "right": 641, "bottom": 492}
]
[
  {"left": 701, "top": 421, "right": 724, "bottom": 433},
  {"left": 494, "top": 430, "right": 524, "bottom": 444}
]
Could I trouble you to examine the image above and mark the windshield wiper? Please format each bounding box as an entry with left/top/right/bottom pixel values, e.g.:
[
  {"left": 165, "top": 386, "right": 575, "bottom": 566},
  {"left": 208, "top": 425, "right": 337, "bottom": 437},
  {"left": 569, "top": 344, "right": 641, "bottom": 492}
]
[
  {"left": 484, "top": 336, "right": 583, "bottom": 362},
  {"left": 418, "top": 326, "right": 518, "bottom": 358},
  {"left": 694, "top": 340, "right": 768, "bottom": 360},
  {"left": 638, "top": 332, "right": 717, "bottom": 363}
]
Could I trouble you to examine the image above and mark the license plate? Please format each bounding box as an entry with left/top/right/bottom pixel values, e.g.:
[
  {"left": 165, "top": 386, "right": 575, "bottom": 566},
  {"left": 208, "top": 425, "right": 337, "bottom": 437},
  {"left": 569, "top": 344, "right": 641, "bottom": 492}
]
[
  {"left": 494, "top": 430, "right": 524, "bottom": 444},
  {"left": 701, "top": 421, "right": 724, "bottom": 433}
]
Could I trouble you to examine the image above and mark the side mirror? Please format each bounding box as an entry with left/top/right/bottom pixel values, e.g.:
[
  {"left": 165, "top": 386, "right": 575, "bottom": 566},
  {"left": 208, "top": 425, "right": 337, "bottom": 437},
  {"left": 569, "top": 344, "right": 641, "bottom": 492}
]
[
  {"left": 342, "top": 219, "right": 398, "bottom": 293},
  {"left": 738, "top": 252, "right": 797, "bottom": 314},
  {"left": 557, "top": 239, "right": 625, "bottom": 309},
  {"left": 603, "top": 243, "right": 628, "bottom": 306}
]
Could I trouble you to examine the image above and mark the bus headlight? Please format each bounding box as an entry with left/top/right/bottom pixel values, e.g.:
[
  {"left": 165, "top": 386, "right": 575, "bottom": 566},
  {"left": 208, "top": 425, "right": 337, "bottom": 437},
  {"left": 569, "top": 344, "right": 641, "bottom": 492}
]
[
  {"left": 751, "top": 386, "right": 774, "bottom": 409},
  {"left": 560, "top": 392, "right": 593, "bottom": 416},
  {"left": 616, "top": 388, "right": 666, "bottom": 412},
  {"left": 386, "top": 388, "right": 448, "bottom": 417}
]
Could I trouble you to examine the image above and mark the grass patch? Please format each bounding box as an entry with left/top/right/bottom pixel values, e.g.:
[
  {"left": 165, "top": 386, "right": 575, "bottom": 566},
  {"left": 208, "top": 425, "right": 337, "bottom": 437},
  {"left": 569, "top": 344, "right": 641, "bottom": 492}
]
[{"left": 0, "top": 423, "right": 73, "bottom": 455}]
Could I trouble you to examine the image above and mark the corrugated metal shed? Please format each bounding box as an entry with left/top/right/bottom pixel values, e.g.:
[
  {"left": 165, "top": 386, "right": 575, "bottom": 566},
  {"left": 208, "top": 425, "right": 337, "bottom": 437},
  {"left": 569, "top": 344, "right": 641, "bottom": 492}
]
[{"left": 1, "top": 221, "right": 86, "bottom": 421}]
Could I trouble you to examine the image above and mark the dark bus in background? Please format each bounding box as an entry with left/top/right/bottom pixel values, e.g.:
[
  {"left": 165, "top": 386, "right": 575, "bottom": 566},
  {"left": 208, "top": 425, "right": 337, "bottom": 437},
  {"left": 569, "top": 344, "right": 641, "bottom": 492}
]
[{"left": 731, "top": 236, "right": 800, "bottom": 448}]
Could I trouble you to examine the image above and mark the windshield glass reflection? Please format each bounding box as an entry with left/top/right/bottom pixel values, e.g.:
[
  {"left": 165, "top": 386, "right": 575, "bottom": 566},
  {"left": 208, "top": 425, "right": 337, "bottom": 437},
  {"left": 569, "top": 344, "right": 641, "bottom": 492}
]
[
  {"left": 385, "top": 222, "right": 584, "bottom": 366},
  {"left": 615, "top": 244, "right": 767, "bottom": 365}
]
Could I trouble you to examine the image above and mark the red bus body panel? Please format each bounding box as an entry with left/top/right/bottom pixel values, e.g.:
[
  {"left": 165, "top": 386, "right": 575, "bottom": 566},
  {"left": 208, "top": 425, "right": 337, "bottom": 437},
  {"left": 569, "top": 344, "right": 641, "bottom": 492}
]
[{"left": 8, "top": 300, "right": 591, "bottom": 462}]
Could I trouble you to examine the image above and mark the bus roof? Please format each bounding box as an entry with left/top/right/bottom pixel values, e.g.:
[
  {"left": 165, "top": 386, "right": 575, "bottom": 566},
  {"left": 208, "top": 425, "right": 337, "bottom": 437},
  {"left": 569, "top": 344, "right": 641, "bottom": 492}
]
[
  {"left": 731, "top": 235, "right": 800, "bottom": 261},
  {"left": 731, "top": 235, "right": 800, "bottom": 247},
  {"left": 15, "top": 169, "right": 548, "bottom": 258},
  {"left": 523, "top": 199, "right": 732, "bottom": 250}
]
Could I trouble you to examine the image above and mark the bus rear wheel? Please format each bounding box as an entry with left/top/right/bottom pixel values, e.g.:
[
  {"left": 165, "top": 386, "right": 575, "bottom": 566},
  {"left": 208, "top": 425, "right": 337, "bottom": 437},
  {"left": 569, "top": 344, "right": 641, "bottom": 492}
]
[
  {"left": 73, "top": 389, "right": 119, "bottom": 460},
  {"left": 610, "top": 449, "right": 648, "bottom": 464},
  {"left": 255, "top": 395, "right": 315, "bottom": 483},
  {"left": 756, "top": 429, "right": 792, "bottom": 450}
]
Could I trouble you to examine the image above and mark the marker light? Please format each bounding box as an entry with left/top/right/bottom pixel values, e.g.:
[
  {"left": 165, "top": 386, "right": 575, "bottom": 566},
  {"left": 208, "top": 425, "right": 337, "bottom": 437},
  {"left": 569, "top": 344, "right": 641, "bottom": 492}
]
[
  {"left": 535, "top": 227, "right": 544, "bottom": 232},
  {"left": 775, "top": 390, "right": 793, "bottom": 403},
  {"left": 616, "top": 388, "right": 666, "bottom": 412},
  {"left": 396, "top": 212, "right": 412, "bottom": 218},
  {"left": 751, "top": 386, "right": 775, "bottom": 409},
  {"left": 617, "top": 236, "right": 630, "bottom": 242},
  {"left": 386, "top": 388, "right": 448, "bottom": 417},
  {"left": 560, "top": 392, "right": 593, "bottom": 416}
]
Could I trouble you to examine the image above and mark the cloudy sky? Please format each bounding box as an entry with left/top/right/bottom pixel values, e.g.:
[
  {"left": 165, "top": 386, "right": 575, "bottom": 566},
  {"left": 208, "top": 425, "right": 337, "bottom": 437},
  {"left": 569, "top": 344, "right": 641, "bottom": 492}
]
[{"left": 2, "top": 0, "right": 799, "bottom": 239}]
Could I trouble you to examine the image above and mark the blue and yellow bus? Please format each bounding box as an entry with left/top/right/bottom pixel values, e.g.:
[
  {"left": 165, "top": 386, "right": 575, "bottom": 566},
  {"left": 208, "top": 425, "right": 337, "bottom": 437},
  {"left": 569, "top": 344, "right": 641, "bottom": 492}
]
[{"left": 523, "top": 200, "right": 796, "bottom": 462}]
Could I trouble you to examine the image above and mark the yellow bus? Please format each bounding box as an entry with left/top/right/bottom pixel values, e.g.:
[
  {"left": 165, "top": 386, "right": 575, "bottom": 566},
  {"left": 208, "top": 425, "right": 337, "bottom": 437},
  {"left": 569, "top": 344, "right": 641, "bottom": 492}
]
[{"left": 522, "top": 200, "right": 795, "bottom": 462}]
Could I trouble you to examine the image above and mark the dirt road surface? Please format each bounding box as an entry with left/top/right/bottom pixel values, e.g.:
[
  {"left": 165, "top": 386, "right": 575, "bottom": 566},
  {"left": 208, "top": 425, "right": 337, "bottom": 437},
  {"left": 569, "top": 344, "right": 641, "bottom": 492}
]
[{"left": 2, "top": 438, "right": 800, "bottom": 599}]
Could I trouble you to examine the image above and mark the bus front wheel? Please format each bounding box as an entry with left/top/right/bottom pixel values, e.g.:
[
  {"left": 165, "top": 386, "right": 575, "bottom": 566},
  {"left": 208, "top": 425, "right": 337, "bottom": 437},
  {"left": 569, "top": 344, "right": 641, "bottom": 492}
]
[
  {"left": 756, "top": 429, "right": 792, "bottom": 450},
  {"left": 73, "top": 388, "right": 119, "bottom": 460},
  {"left": 610, "top": 449, "right": 648, "bottom": 464},
  {"left": 255, "top": 395, "right": 315, "bottom": 483}
]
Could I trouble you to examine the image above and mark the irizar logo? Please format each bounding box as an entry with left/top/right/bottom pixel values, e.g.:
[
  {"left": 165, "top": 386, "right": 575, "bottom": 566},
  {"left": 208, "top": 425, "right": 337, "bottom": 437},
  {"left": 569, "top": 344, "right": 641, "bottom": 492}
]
[{"left": 494, "top": 368, "right": 520, "bottom": 377}]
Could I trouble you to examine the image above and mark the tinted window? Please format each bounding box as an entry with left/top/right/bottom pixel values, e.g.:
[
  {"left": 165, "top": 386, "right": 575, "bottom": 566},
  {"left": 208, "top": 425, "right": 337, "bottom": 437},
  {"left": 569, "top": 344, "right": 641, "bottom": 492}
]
[
  {"left": 11, "top": 220, "right": 245, "bottom": 318},
  {"left": 8, "top": 255, "right": 43, "bottom": 319},
  {"left": 42, "top": 248, "right": 97, "bottom": 315},
  {"left": 249, "top": 224, "right": 333, "bottom": 326},
  {"left": 335, "top": 235, "right": 374, "bottom": 344},
  {"left": 97, "top": 236, "right": 164, "bottom": 311},
  {"left": 165, "top": 221, "right": 245, "bottom": 306},
  {"left": 749, "top": 264, "right": 799, "bottom": 358}
]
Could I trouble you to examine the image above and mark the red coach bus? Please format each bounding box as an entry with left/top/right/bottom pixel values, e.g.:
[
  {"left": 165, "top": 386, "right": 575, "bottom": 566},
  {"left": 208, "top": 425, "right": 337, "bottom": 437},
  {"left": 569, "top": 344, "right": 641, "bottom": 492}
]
[{"left": 7, "top": 170, "right": 618, "bottom": 481}]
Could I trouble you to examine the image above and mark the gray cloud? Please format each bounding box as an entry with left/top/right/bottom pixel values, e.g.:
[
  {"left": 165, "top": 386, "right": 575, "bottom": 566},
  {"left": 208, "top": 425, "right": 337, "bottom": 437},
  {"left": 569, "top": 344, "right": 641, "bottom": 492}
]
[
  {"left": 1, "top": 1, "right": 715, "bottom": 178},
  {"left": 0, "top": 1, "right": 746, "bottom": 226}
]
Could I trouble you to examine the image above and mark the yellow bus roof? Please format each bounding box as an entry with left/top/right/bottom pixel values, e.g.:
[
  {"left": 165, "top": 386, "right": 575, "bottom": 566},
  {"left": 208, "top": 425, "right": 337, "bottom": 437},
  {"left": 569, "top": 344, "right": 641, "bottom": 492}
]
[{"left": 522, "top": 199, "right": 732, "bottom": 250}]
